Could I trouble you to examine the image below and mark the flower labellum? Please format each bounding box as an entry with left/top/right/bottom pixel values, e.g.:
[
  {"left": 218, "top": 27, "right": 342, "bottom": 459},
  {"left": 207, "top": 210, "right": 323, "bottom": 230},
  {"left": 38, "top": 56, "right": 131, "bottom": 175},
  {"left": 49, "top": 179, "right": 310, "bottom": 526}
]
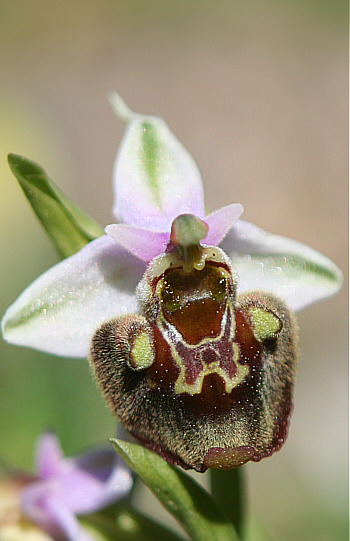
[
  {"left": 2, "top": 93, "right": 343, "bottom": 472},
  {"left": 91, "top": 213, "right": 298, "bottom": 472}
]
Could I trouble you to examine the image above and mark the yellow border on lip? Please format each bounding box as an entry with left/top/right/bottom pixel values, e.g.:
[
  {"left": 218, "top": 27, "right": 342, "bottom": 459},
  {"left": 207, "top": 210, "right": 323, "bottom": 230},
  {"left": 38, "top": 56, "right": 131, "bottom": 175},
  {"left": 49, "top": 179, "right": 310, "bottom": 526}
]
[{"left": 158, "top": 301, "right": 249, "bottom": 396}]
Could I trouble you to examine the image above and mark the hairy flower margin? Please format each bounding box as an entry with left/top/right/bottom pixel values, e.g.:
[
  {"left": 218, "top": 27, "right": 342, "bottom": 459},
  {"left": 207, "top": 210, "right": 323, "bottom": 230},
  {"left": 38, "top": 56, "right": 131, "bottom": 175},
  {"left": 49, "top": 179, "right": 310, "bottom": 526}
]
[
  {"left": 1, "top": 93, "right": 342, "bottom": 359},
  {"left": 0, "top": 432, "right": 132, "bottom": 541}
]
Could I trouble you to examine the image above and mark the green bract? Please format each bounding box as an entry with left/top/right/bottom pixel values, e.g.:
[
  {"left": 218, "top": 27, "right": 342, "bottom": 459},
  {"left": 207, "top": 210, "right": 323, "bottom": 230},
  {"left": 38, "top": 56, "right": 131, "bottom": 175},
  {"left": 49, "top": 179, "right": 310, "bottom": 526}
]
[
  {"left": 111, "top": 439, "right": 239, "bottom": 541},
  {"left": 8, "top": 154, "right": 104, "bottom": 258}
]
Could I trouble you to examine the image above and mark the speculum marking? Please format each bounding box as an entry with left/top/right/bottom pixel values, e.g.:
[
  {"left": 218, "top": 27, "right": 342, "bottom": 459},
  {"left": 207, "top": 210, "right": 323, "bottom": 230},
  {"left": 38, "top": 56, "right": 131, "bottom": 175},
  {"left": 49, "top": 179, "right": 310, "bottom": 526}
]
[{"left": 159, "top": 302, "right": 249, "bottom": 396}]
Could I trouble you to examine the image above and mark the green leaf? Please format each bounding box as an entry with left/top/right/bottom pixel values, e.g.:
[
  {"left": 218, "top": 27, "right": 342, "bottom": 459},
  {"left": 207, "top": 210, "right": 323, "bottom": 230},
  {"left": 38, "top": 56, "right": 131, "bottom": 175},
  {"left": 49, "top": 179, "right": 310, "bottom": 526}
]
[
  {"left": 210, "top": 467, "right": 245, "bottom": 538},
  {"left": 111, "top": 439, "right": 238, "bottom": 541},
  {"left": 8, "top": 154, "right": 104, "bottom": 259},
  {"left": 82, "top": 502, "right": 186, "bottom": 541}
]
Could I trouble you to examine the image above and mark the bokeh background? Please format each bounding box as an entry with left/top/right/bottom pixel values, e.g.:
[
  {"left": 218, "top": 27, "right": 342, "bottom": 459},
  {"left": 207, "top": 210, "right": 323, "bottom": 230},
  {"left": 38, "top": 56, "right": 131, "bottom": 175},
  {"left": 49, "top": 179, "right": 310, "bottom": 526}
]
[{"left": 0, "top": 1, "right": 348, "bottom": 540}]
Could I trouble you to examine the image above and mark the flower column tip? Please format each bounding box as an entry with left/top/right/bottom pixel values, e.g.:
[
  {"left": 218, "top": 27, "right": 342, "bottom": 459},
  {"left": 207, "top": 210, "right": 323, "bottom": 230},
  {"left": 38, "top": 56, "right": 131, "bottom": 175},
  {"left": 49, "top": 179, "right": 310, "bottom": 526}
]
[{"left": 170, "top": 214, "right": 209, "bottom": 273}]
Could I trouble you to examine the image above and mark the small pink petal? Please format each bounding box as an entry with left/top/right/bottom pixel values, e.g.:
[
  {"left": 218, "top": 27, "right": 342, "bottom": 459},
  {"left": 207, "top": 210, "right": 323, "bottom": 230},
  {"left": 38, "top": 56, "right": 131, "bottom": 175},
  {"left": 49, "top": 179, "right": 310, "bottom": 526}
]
[
  {"left": 205, "top": 204, "right": 244, "bottom": 246},
  {"left": 106, "top": 224, "right": 168, "bottom": 262}
]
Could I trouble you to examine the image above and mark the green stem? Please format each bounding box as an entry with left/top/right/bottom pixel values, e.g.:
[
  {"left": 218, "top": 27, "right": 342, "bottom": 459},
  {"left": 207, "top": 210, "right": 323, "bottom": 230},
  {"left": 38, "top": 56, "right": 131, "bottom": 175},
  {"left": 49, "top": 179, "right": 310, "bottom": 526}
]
[{"left": 210, "top": 467, "right": 245, "bottom": 539}]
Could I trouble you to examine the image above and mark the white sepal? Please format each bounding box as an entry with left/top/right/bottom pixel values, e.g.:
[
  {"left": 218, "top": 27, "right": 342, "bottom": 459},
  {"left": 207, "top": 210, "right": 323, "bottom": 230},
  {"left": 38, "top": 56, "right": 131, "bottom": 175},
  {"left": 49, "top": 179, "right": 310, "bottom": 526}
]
[
  {"left": 2, "top": 236, "right": 144, "bottom": 357},
  {"left": 221, "top": 220, "right": 343, "bottom": 311},
  {"left": 111, "top": 93, "right": 205, "bottom": 231}
]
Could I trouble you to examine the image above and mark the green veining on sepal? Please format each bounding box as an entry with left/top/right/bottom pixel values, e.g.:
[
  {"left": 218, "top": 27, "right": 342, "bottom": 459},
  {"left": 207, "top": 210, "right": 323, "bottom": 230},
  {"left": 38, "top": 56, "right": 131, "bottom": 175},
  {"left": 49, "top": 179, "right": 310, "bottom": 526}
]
[
  {"left": 283, "top": 255, "right": 340, "bottom": 281},
  {"left": 141, "top": 122, "right": 161, "bottom": 207},
  {"left": 7, "top": 154, "right": 104, "bottom": 259},
  {"left": 249, "top": 253, "right": 340, "bottom": 283},
  {"left": 4, "top": 296, "right": 71, "bottom": 333},
  {"left": 111, "top": 438, "right": 238, "bottom": 541}
]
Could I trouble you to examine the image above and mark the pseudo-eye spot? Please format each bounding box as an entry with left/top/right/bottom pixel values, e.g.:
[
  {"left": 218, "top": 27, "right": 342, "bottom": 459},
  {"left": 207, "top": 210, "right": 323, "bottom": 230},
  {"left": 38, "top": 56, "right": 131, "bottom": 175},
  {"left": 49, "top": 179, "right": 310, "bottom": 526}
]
[{"left": 90, "top": 215, "right": 298, "bottom": 472}]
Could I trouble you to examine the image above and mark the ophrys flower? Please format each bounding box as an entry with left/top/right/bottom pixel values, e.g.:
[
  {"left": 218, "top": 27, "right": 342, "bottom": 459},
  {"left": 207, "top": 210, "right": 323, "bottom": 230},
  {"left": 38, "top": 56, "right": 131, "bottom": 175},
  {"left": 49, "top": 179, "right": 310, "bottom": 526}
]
[
  {"left": 1, "top": 94, "right": 342, "bottom": 471},
  {"left": 0, "top": 432, "right": 132, "bottom": 541}
]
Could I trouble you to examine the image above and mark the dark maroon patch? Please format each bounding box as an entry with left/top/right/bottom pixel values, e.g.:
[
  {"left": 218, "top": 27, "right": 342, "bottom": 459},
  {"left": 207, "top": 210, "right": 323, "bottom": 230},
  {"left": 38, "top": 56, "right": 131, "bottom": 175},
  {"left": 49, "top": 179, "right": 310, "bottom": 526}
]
[{"left": 160, "top": 265, "right": 227, "bottom": 344}]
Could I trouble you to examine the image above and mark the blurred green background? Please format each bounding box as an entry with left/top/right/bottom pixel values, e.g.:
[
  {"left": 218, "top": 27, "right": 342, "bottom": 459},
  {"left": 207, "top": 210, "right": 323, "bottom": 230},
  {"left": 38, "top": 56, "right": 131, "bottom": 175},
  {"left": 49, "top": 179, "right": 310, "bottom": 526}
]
[{"left": 0, "top": 1, "right": 348, "bottom": 540}]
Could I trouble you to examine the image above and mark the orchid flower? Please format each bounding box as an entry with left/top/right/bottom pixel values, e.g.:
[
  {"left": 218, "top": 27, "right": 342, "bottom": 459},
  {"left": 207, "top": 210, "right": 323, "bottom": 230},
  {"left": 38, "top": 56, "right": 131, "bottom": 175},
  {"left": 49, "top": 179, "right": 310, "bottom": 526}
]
[
  {"left": 1, "top": 94, "right": 342, "bottom": 472},
  {"left": 1, "top": 93, "right": 342, "bottom": 357},
  {"left": 0, "top": 432, "right": 132, "bottom": 541}
]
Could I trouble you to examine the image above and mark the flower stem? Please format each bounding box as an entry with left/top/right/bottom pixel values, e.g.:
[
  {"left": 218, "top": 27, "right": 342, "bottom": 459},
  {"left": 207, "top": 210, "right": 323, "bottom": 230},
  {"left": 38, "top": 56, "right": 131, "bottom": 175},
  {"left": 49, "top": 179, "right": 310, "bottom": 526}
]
[{"left": 210, "top": 467, "right": 245, "bottom": 539}]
